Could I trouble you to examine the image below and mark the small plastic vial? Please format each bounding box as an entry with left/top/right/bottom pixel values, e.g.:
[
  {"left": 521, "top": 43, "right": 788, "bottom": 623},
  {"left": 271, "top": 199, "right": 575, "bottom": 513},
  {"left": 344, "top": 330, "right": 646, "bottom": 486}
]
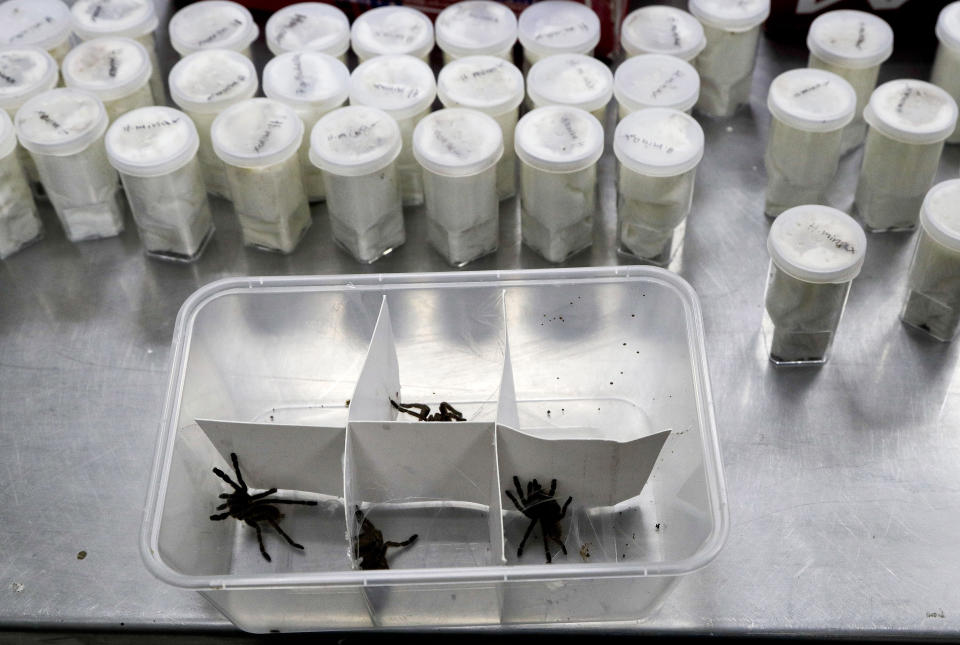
[
  {"left": 613, "top": 54, "right": 700, "bottom": 119},
  {"left": 437, "top": 56, "right": 524, "bottom": 200},
  {"left": 70, "top": 0, "right": 165, "bottom": 104},
  {"left": 527, "top": 54, "right": 614, "bottom": 123},
  {"left": 15, "top": 88, "right": 124, "bottom": 242},
  {"left": 614, "top": 107, "right": 704, "bottom": 265},
  {"left": 902, "top": 180, "right": 960, "bottom": 340},
  {"left": 807, "top": 10, "right": 893, "bottom": 155},
  {"left": 349, "top": 54, "right": 437, "bottom": 206},
  {"left": 212, "top": 98, "right": 310, "bottom": 254},
  {"left": 263, "top": 51, "right": 350, "bottom": 202},
  {"left": 62, "top": 37, "right": 154, "bottom": 123},
  {"left": 0, "top": 110, "right": 41, "bottom": 259},
  {"left": 763, "top": 205, "right": 866, "bottom": 365},
  {"left": 764, "top": 68, "right": 856, "bottom": 218},
  {"left": 105, "top": 106, "right": 214, "bottom": 262},
  {"left": 350, "top": 6, "right": 434, "bottom": 64},
  {"left": 309, "top": 105, "right": 405, "bottom": 264},
  {"left": 931, "top": 2, "right": 960, "bottom": 145},
  {"left": 517, "top": 1, "right": 601, "bottom": 71},
  {"left": 0, "top": 0, "right": 72, "bottom": 64},
  {"left": 265, "top": 2, "right": 350, "bottom": 61},
  {"left": 688, "top": 0, "right": 770, "bottom": 117},
  {"left": 621, "top": 6, "right": 706, "bottom": 63},
  {"left": 436, "top": 1, "right": 518, "bottom": 64},
  {"left": 169, "top": 0, "right": 259, "bottom": 59},
  {"left": 413, "top": 108, "right": 504, "bottom": 266},
  {"left": 168, "top": 49, "right": 258, "bottom": 200},
  {"left": 855, "top": 80, "right": 958, "bottom": 232},
  {"left": 515, "top": 105, "right": 604, "bottom": 263}
]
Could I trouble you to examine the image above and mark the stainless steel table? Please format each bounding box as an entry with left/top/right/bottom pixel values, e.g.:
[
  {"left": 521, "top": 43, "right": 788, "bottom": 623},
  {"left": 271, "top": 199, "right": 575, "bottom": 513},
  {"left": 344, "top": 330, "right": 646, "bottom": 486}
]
[{"left": 2, "top": 0, "right": 960, "bottom": 637}]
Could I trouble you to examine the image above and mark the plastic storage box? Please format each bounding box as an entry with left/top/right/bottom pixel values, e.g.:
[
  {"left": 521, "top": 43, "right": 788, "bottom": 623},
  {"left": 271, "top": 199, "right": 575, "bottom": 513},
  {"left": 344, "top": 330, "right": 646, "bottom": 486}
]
[{"left": 140, "top": 266, "right": 727, "bottom": 632}]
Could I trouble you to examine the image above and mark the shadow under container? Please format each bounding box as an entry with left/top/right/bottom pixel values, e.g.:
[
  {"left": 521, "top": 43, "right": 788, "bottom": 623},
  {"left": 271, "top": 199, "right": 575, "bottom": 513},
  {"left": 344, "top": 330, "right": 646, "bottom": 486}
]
[
  {"left": 613, "top": 54, "right": 700, "bottom": 119},
  {"left": 932, "top": 2, "right": 960, "bottom": 145},
  {"left": 61, "top": 37, "right": 154, "bottom": 123},
  {"left": 517, "top": 1, "right": 600, "bottom": 71},
  {"left": 763, "top": 205, "right": 867, "bottom": 366},
  {"left": 620, "top": 6, "right": 705, "bottom": 63},
  {"left": 105, "top": 106, "right": 214, "bottom": 262},
  {"left": 265, "top": 2, "right": 350, "bottom": 62},
  {"left": 349, "top": 6, "right": 434, "bottom": 64},
  {"left": 168, "top": 0, "right": 258, "bottom": 60},
  {"left": 436, "top": 1, "right": 517, "bottom": 64},
  {"left": 0, "top": 110, "right": 41, "bottom": 259},
  {"left": 0, "top": 0, "right": 72, "bottom": 64},
  {"left": 526, "top": 54, "right": 613, "bottom": 124}
]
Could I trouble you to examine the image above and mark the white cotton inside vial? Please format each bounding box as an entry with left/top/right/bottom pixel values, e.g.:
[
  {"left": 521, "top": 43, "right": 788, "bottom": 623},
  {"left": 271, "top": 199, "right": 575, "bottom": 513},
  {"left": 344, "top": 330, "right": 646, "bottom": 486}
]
[
  {"left": 265, "top": 2, "right": 350, "bottom": 59},
  {"left": 168, "top": 0, "right": 258, "bottom": 57},
  {"left": 435, "top": 1, "right": 517, "bottom": 62},
  {"left": 527, "top": 54, "right": 614, "bottom": 123},
  {"left": 350, "top": 6, "right": 435, "bottom": 62},
  {"left": 613, "top": 54, "right": 700, "bottom": 118},
  {"left": 620, "top": 5, "right": 706, "bottom": 62},
  {"left": 517, "top": 0, "right": 601, "bottom": 70},
  {"left": 61, "top": 37, "right": 154, "bottom": 122},
  {"left": 0, "top": 134, "right": 42, "bottom": 259}
]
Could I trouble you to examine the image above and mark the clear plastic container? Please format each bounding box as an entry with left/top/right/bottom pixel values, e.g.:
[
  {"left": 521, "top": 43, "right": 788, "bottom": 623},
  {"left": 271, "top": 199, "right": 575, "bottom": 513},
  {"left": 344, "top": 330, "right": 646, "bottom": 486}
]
[
  {"left": 105, "top": 106, "right": 214, "bottom": 262},
  {"left": 212, "top": 98, "right": 310, "bottom": 254},
  {"left": 350, "top": 6, "right": 434, "bottom": 63},
  {"left": 621, "top": 5, "right": 706, "bottom": 63},
  {"left": 265, "top": 2, "right": 350, "bottom": 60},
  {"left": 14, "top": 88, "right": 124, "bottom": 242},
  {"left": 0, "top": 0, "right": 72, "bottom": 63},
  {"left": 168, "top": 49, "right": 258, "bottom": 200},
  {"left": 0, "top": 110, "right": 41, "bottom": 259},
  {"left": 437, "top": 56, "right": 524, "bottom": 201},
  {"left": 526, "top": 54, "right": 614, "bottom": 123},
  {"left": 807, "top": 10, "right": 894, "bottom": 155},
  {"left": 436, "top": 1, "right": 518, "bottom": 64},
  {"left": 764, "top": 68, "right": 856, "bottom": 217},
  {"left": 61, "top": 37, "right": 154, "bottom": 123},
  {"left": 515, "top": 106, "right": 604, "bottom": 263},
  {"left": 349, "top": 55, "right": 437, "bottom": 206},
  {"left": 263, "top": 51, "right": 350, "bottom": 203},
  {"left": 309, "top": 105, "right": 405, "bottom": 264},
  {"left": 614, "top": 108, "right": 704, "bottom": 265},
  {"left": 169, "top": 0, "right": 259, "bottom": 59},
  {"left": 931, "top": 2, "right": 960, "bottom": 145},
  {"left": 413, "top": 108, "right": 504, "bottom": 267},
  {"left": 517, "top": 1, "right": 601, "bottom": 71},
  {"left": 688, "top": 0, "right": 769, "bottom": 117},
  {"left": 613, "top": 54, "right": 700, "bottom": 118},
  {"left": 763, "top": 204, "right": 866, "bottom": 365},
  {"left": 855, "top": 79, "right": 958, "bottom": 232}
]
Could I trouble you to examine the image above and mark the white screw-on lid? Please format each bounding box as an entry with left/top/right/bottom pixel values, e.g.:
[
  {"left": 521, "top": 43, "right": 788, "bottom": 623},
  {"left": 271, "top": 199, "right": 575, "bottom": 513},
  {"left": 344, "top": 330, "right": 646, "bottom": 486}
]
[
  {"left": 105, "top": 105, "right": 199, "bottom": 177},
  {"left": 920, "top": 179, "right": 960, "bottom": 254},
  {"left": 517, "top": 1, "right": 601, "bottom": 59},
  {"left": 349, "top": 54, "right": 437, "bottom": 120},
  {"left": 436, "top": 1, "right": 518, "bottom": 59},
  {"left": 437, "top": 56, "right": 524, "bottom": 116},
  {"left": 350, "top": 6, "right": 434, "bottom": 61},
  {"left": 15, "top": 87, "right": 108, "bottom": 156},
  {"left": 62, "top": 37, "right": 152, "bottom": 102},
  {"left": 514, "top": 105, "right": 603, "bottom": 173},
  {"left": 71, "top": 0, "right": 159, "bottom": 41},
  {"left": 936, "top": 2, "right": 960, "bottom": 52},
  {"left": 211, "top": 98, "right": 304, "bottom": 168},
  {"left": 613, "top": 54, "right": 700, "bottom": 113},
  {"left": 0, "top": 110, "right": 18, "bottom": 158},
  {"left": 0, "top": 47, "right": 59, "bottom": 112},
  {"left": 806, "top": 10, "right": 893, "bottom": 69},
  {"left": 413, "top": 108, "right": 503, "bottom": 177},
  {"left": 527, "top": 53, "right": 614, "bottom": 115},
  {"left": 263, "top": 51, "right": 350, "bottom": 112},
  {"left": 614, "top": 107, "right": 704, "bottom": 177},
  {"left": 767, "top": 204, "right": 867, "bottom": 284},
  {"left": 767, "top": 68, "right": 856, "bottom": 133},
  {"left": 169, "top": 0, "right": 259, "bottom": 57},
  {"left": 168, "top": 49, "right": 258, "bottom": 115},
  {"left": 688, "top": 0, "right": 770, "bottom": 32},
  {"left": 0, "top": 0, "right": 72, "bottom": 52},
  {"left": 863, "top": 79, "right": 959, "bottom": 145},
  {"left": 309, "top": 104, "right": 402, "bottom": 177},
  {"left": 621, "top": 6, "right": 706, "bottom": 61},
  {"left": 265, "top": 2, "right": 350, "bottom": 57}
]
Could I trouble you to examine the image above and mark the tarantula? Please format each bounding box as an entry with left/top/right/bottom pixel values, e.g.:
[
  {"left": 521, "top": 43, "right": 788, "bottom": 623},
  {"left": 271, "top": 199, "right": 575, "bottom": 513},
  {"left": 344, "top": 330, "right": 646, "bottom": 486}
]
[
  {"left": 505, "top": 476, "right": 573, "bottom": 564},
  {"left": 390, "top": 399, "right": 465, "bottom": 422},
  {"left": 353, "top": 505, "right": 418, "bottom": 570}
]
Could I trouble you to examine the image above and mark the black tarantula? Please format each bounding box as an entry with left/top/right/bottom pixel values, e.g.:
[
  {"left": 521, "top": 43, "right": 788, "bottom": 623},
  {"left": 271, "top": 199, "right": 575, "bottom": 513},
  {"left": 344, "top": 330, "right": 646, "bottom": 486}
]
[
  {"left": 354, "top": 505, "right": 418, "bottom": 570},
  {"left": 391, "top": 399, "right": 465, "bottom": 422},
  {"left": 505, "top": 476, "right": 573, "bottom": 564}
]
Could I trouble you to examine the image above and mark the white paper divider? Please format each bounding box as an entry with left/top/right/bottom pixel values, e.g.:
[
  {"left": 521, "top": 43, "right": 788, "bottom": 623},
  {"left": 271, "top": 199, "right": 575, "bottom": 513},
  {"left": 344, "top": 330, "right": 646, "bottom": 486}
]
[{"left": 348, "top": 296, "right": 400, "bottom": 423}]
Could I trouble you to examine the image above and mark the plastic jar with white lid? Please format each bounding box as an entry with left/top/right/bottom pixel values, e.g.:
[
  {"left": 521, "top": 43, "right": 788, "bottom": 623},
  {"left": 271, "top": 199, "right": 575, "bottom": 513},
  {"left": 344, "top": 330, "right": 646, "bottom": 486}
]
[
  {"left": 263, "top": 51, "right": 350, "bottom": 202},
  {"left": 71, "top": 0, "right": 164, "bottom": 104},
  {"left": 105, "top": 106, "right": 214, "bottom": 261},
  {"left": 763, "top": 204, "right": 866, "bottom": 365},
  {"left": 855, "top": 79, "right": 958, "bottom": 232},
  {"left": 931, "top": 2, "right": 960, "bottom": 144},
  {"left": 309, "top": 105, "right": 405, "bottom": 264},
  {"left": 212, "top": 98, "right": 310, "bottom": 254},
  {"left": 0, "top": 0, "right": 72, "bottom": 63},
  {"left": 15, "top": 88, "right": 124, "bottom": 241},
  {"left": 436, "top": 1, "right": 518, "bottom": 64},
  {"left": 621, "top": 5, "right": 706, "bottom": 63},
  {"left": 527, "top": 54, "right": 614, "bottom": 123},
  {"left": 265, "top": 2, "right": 350, "bottom": 61},
  {"left": 807, "top": 10, "right": 893, "bottom": 155},
  {"left": 168, "top": 49, "right": 258, "bottom": 200},
  {"left": 764, "top": 68, "right": 856, "bottom": 218},
  {"left": 515, "top": 105, "right": 604, "bottom": 263},
  {"left": 349, "top": 54, "right": 436, "bottom": 206},
  {"left": 517, "top": 1, "right": 601, "bottom": 71},
  {"left": 688, "top": 0, "right": 769, "bottom": 117},
  {"left": 0, "top": 110, "right": 41, "bottom": 259},
  {"left": 350, "top": 6, "right": 434, "bottom": 63},
  {"left": 613, "top": 107, "right": 704, "bottom": 265},
  {"left": 437, "top": 56, "right": 524, "bottom": 200},
  {"left": 62, "top": 37, "right": 153, "bottom": 123},
  {"left": 413, "top": 108, "right": 504, "bottom": 266},
  {"left": 613, "top": 54, "right": 700, "bottom": 118},
  {"left": 169, "top": 0, "right": 259, "bottom": 59}
]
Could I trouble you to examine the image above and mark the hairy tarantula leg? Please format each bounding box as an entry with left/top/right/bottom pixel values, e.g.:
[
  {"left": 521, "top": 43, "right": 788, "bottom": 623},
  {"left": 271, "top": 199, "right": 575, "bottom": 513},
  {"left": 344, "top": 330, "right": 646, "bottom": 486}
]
[
  {"left": 517, "top": 518, "right": 537, "bottom": 557},
  {"left": 439, "top": 402, "right": 464, "bottom": 421},
  {"left": 548, "top": 479, "right": 557, "bottom": 497},
  {"left": 267, "top": 518, "right": 304, "bottom": 550},
  {"left": 504, "top": 489, "right": 525, "bottom": 513},
  {"left": 265, "top": 498, "right": 319, "bottom": 506},
  {"left": 554, "top": 534, "right": 568, "bottom": 555},
  {"left": 230, "top": 453, "right": 247, "bottom": 491},
  {"left": 247, "top": 488, "right": 279, "bottom": 501},
  {"left": 543, "top": 528, "right": 552, "bottom": 564},
  {"left": 251, "top": 522, "right": 271, "bottom": 562},
  {"left": 209, "top": 511, "right": 231, "bottom": 520},
  {"left": 215, "top": 501, "right": 230, "bottom": 511},
  {"left": 559, "top": 496, "right": 572, "bottom": 519},
  {"left": 384, "top": 534, "right": 418, "bottom": 549},
  {"left": 512, "top": 476, "right": 526, "bottom": 504},
  {"left": 211, "top": 467, "right": 242, "bottom": 491}
]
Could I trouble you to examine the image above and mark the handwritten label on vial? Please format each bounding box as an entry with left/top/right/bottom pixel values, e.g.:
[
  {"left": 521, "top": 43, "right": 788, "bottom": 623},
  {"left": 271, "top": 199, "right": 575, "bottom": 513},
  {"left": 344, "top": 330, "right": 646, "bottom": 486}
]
[
  {"left": 197, "top": 18, "right": 243, "bottom": 47},
  {"left": 432, "top": 128, "right": 467, "bottom": 159},
  {"left": 372, "top": 82, "right": 421, "bottom": 101},
  {"left": 206, "top": 74, "right": 247, "bottom": 102},
  {"left": 87, "top": 1, "right": 137, "bottom": 24},
  {"left": 122, "top": 116, "right": 181, "bottom": 133},
  {"left": 535, "top": 22, "right": 589, "bottom": 42},
  {"left": 9, "top": 16, "right": 55, "bottom": 44},
  {"left": 36, "top": 110, "right": 69, "bottom": 136},
  {"left": 668, "top": 16, "right": 682, "bottom": 48},
  {"left": 622, "top": 132, "right": 675, "bottom": 155},
  {"left": 457, "top": 62, "right": 506, "bottom": 85},
  {"left": 253, "top": 117, "right": 286, "bottom": 154},
  {"left": 650, "top": 70, "right": 683, "bottom": 100},
  {"left": 276, "top": 12, "right": 307, "bottom": 45},
  {"left": 855, "top": 21, "right": 866, "bottom": 49},
  {"left": 807, "top": 222, "right": 856, "bottom": 254},
  {"left": 793, "top": 79, "right": 830, "bottom": 99},
  {"left": 465, "top": 9, "right": 499, "bottom": 24},
  {"left": 372, "top": 25, "right": 421, "bottom": 45},
  {"left": 108, "top": 49, "right": 121, "bottom": 78},
  {"left": 292, "top": 53, "right": 310, "bottom": 96}
]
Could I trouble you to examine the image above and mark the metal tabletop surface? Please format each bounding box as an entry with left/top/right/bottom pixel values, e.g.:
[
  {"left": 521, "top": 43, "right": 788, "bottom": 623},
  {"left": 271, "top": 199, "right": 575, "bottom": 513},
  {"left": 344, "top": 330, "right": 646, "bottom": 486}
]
[{"left": 2, "top": 0, "right": 960, "bottom": 638}]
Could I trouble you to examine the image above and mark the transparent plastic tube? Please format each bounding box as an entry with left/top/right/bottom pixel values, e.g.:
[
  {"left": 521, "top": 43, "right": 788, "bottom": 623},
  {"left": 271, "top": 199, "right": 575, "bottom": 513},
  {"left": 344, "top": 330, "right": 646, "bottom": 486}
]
[
  {"left": 187, "top": 110, "right": 229, "bottom": 200},
  {"left": 396, "top": 107, "right": 430, "bottom": 206},
  {"left": 492, "top": 110, "right": 518, "bottom": 200},
  {"left": 324, "top": 168, "right": 405, "bottom": 263},
  {"left": 902, "top": 230, "right": 960, "bottom": 340},
  {"left": 808, "top": 54, "right": 880, "bottom": 155},
  {"left": 0, "top": 148, "right": 42, "bottom": 259},
  {"left": 764, "top": 119, "right": 843, "bottom": 217},
  {"left": 695, "top": 23, "right": 761, "bottom": 117},
  {"left": 931, "top": 43, "right": 960, "bottom": 144},
  {"left": 135, "top": 32, "right": 165, "bottom": 104},
  {"left": 102, "top": 83, "right": 154, "bottom": 122},
  {"left": 520, "top": 162, "right": 596, "bottom": 263},
  {"left": 423, "top": 164, "right": 498, "bottom": 266},
  {"left": 618, "top": 167, "right": 695, "bottom": 264}
]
